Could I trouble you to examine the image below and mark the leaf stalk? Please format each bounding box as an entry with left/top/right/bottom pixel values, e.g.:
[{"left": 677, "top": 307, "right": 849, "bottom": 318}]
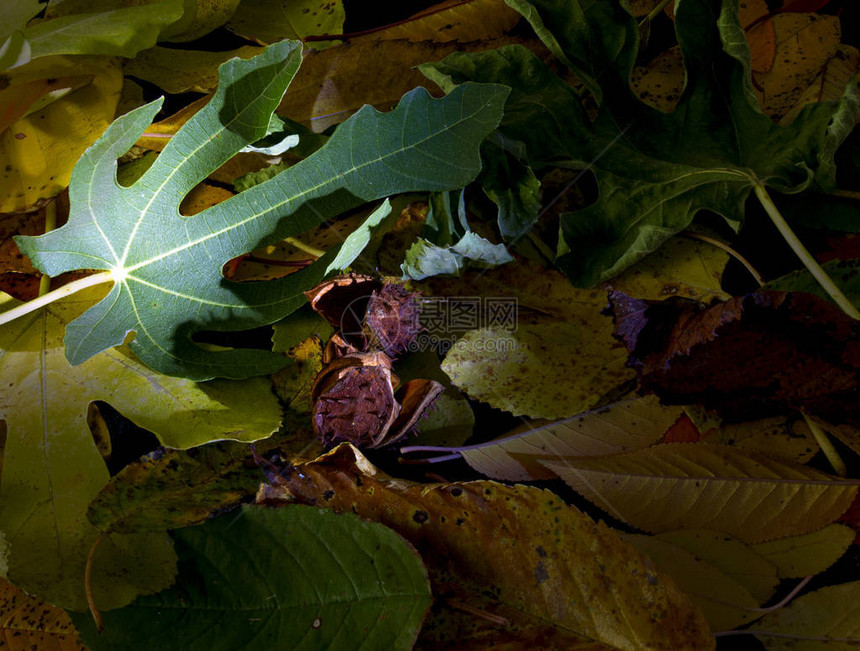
[
  {"left": 0, "top": 271, "right": 114, "bottom": 326},
  {"left": 753, "top": 183, "right": 860, "bottom": 319}
]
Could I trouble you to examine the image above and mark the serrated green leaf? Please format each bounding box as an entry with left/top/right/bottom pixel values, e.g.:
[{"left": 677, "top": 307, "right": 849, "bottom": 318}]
[
  {"left": 16, "top": 40, "right": 508, "bottom": 380},
  {"left": 72, "top": 505, "right": 432, "bottom": 651},
  {"left": 423, "top": 0, "right": 857, "bottom": 286}
]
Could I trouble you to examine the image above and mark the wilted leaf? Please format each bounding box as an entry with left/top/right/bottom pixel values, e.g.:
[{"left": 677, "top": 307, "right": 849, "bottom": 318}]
[
  {"left": 0, "top": 577, "right": 86, "bottom": 650},
  {"left": 0, "top": 56, "right": 122, "bottom": 212},
  {"left": 123, "top": 45, "right": 264, "bottom": 94},
  {"left": 257, "top": 444, "right": 714, "bottom": 649},
  {"left": 609, "top": 290, "right": 860, "bottom": 426},
  {"left": 541, "top": 442, "right": 860, "bottom": 543},
  {"left": 623, "top": 533, "right": 762, "bottom": 630},
  {"left": 73, "top": 505, "right": 432, "bottom": 651},
  {"left": 401, "top": 231, "right": 513, "bottom": 280},
  {"left": 412, "top": 396, "right": 680, "bottom": 482},
  {"left": 0, "top": 287, "right": 280, "bottom": 609},
  {"left": 16, "top": 41, "right": 507, "bottom": 379},
  {"left": 753, "top": 581, "right": 860, "bottom": 649},
  {"left": 750, "top": 524, "right": 856, "bottom": 578}
]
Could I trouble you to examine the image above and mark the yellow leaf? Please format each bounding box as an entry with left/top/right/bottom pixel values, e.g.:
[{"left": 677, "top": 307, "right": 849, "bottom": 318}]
[
  {"left": 541, "top": 443, "right": 859, "bottom": 543},
  {"left": 623, "top": 533, "right": 762, "bottom": 630},
  {"left": 257, "top": 444, "right": 715, "bottom": 650},
  {"left": 610, "top": 235, "right": 731, "bottom": 302},
  {"left": 704, "top": 415, "right": 818, "bottom": 464},
  {"left": 0, "top": 577, "right": 86, "bottom": 651},
  {"left": 373, "top": 0, "right": 520, "bottom": 43},
  {"left": 750, "top": 524, "right": 856, "bottom": 579},
  {"left": 123, "top": 45, "right": 264, "bottom": 94},
  {"left": 227, "top": 0, "right": 344, "bottom": 46},
  {"left": 449, "top": 396, "right": 680, "bottom": 481},
  {"left": 0, "top": 288, "right": 281, "bottom": 608},
  {"left": 278, "top": 35, "right": 533, "bottom": 130},
  {"left": 0, "top": 56, "right": 122, "bottom": 212},
  {"left": 754, "top": 581, "right": 860, "bottom": 649},
  {"left": 442, "top": 310, "right": 632, "bottom": 419},
  {"left": 752, "top": 13, "right": 842, "bottom": 120},
  {"left": 780, "top": 44, "right": 860, "bottom": 125},
  {"left": 630, "top": 45, "right": 685, "bottom": 113},
  {"left": 0, "top": 75, "right": 94, "bottom": 134},
  {"left": 652, "top": 530, "right": 780, "bottom": 604}
]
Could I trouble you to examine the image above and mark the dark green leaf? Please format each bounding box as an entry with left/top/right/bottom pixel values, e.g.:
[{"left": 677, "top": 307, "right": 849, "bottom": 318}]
[{"left": 73, "top": 505, "right": 432, "bottom": 650}]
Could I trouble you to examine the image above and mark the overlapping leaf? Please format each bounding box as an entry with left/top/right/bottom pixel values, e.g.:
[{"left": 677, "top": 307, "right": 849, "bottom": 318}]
[
  {"left": 0, "top": 577, "right": 86, "bottom": 650},
  {"left": 15, "top": 40, "right": 508, "bottom": 379},
  {"left": 542, "top": 443, "right": 860, "bottom": 543},
  {"left": 421, "top": 0, "right": 857, "bottom": 285},
  {"left": 257, "top": 444, "right": 714, "bottom": 649},
  {"left": 406, "top": 396, "right": 680, "bottom": 481},
  {"left": 0, "top": 286, "right": 282, "bottom": 610}
]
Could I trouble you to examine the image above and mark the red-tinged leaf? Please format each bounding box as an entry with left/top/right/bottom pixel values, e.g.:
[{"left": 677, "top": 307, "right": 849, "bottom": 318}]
[
  {"left": 663, "top": 413, "right": 704, "bottom": 443},
  {"left": 838, "top": 490, "right": 860, "bottom": 544},
  {"left": 609, "top": 290, "right": 860, "bottom": 426},
  {"left": 779, "top": 0, "right": 831, "bottom": 13}
]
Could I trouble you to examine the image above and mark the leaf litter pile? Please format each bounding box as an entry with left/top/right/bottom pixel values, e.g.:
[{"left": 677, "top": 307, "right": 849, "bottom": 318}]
[{"left": 2, "top": 0, "right": 860, "bottom": 648}]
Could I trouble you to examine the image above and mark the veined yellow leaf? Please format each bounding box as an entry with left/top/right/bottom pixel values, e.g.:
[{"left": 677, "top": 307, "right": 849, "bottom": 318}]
[
  {"left": 750, "top": 524, "right": 856, "bottom": 579},
  {"left": 541, "top": 443, "right": 859, "bottom": 543},
  {"left": 417, "top": 396, "right": 680, "bottom": 481}
]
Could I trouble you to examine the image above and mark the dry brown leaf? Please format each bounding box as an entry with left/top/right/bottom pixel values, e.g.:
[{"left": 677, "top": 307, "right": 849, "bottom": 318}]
[
  {"left": 0, "top": 577, "right": 86, "bottom": 650},
  {"left": 257, "top": 443, "right": 715, "bottom": 650},
  {"left": 541, "top": 442, "right": 859, "bottom": 543},
  {"left": 779, "top": 44, "right": 860, "bottom": 125}
]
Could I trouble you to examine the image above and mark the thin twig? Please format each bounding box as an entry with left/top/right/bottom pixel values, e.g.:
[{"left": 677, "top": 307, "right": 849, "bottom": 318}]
[
  {"left": 0, "top": 271, "right": 114, "bottom": 326},
  {"left": 85, "top": 532, "right": 107, "bottom": 632}
]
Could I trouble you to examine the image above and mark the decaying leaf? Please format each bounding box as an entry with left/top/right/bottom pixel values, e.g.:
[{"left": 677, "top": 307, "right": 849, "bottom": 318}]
[
  {"left": 0, "top": 577, "right": 86, "bottom": 650},
  {"left": 541, "top": 442, "right": 859, "bottom": 543},
  {"left": 226, "top": 0, "right": 345, "bottom": 46},
  {"left": 86, "top": 411, "right": 317, "bottom": 535},
  {"left": 256, "top": 444, "right": 715, "bottom": 650},
  {"left": 609, "top": 290, "right": 860, "bottom": 426}
]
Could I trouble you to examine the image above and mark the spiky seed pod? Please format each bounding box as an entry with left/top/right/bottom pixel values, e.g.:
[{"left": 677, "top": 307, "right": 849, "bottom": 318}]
[
  {"left": 311, "top": 352, "right": 400, "bottom": 449},
  {"left": 364, "top": 282, "right": 422, "bottom": 358}
]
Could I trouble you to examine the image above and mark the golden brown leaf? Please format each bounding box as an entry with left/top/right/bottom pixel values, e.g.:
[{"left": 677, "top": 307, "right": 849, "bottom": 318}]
[{"left": 257, "top": 444, "right": 714, "bottom": 650}]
